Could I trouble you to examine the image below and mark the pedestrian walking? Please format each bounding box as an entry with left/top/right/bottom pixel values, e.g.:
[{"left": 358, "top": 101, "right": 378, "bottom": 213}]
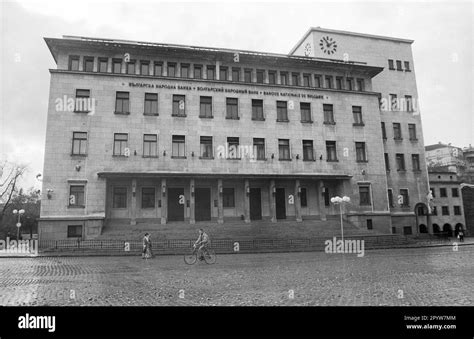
[
  {"left": 459, "top": 230, "right": 464, "bottom": 242},
  {"left": 142, "top": 233, "right": 153, "bottom": 259}
]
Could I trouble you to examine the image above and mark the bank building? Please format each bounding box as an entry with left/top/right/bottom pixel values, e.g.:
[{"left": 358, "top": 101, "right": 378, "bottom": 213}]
[{"left": 39, "top": 27, "right": 431, "bottom": 241}]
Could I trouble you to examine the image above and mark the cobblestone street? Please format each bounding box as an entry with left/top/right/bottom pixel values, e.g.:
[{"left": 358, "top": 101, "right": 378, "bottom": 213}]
[{"left": 0, "top": 246, "right": 473, "bottom": 306}]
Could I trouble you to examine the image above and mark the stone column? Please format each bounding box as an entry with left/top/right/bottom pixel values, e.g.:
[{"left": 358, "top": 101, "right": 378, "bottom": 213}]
[
  {"left": 318, "top": 180, "right": 327, "bottom": 221},
  {"left": 216, "top": 61, "right": 220, "bottom": 81},
  {"left": 244, "top": 179, "right": 250, "bottom": 223},
  {"left": 190, "top": 179, "right": 195, "bottom": 224},
  {"left": 161, "top": 178, "right": 167, "bottom": 224},
  {"left": 217, "top": 179, "right": 224, "bottom": 224},
  {"left": 295, "top": 180, "right": 302, "bottom": 222},
  {"left": 270, "top": 180, "right": 276, "bottom": 222},
  {"left": 130, "top": 179, "right": 137, "bottom": 226}
]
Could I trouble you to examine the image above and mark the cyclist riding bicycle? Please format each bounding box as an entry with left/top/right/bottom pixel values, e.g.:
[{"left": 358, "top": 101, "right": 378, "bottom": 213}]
[{"left": 194, "top": 229, "right": 210, "bottom": 260}]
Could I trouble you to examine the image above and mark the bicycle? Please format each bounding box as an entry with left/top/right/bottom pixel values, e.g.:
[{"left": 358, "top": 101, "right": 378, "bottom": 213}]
[{"left": 184, "top": 244, "right": 216, "bottom": 265}]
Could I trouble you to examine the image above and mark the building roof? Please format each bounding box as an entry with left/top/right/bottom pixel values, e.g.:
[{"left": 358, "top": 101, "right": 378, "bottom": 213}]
[
  {"left": 289, "top": 27, "right": 414, "bottom": 55},
  {"left": 425, "top": 143, "right": 457, "bottom": 152},
  {"left": 44, "top": 36, "right": 384, "bottom": 77}
]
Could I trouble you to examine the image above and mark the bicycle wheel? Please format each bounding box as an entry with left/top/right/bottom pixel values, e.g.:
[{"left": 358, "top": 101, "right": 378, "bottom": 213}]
[
  {"left": 184, "top": 250, "right": 197, "bottom": 265},
  {"left": 203, "top": 249, "right": 216, "bottom": 264}
]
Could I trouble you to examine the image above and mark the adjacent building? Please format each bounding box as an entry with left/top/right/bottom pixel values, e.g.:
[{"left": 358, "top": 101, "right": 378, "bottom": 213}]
[{"left": 39, "top": 28, "right": 432, "bottom": 240}]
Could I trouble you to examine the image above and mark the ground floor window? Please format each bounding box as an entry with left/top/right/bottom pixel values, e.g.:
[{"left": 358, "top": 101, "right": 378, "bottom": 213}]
[
  {"left": 403, "top": 226, "right": 412, "bottom": 235},
  {"left": 113, "top": 187, "right": 127, "bottom": 208},
  {"left": 69, "top": 185, "right": 85, "bottom": 207},
  {"left": 141, "top": 187, "right": 155, "bottom": 208},
  {"left": 67, "top": 225, "right": 82, "bottom": 238},
  {"left": 223, "top": 188, "right": 235, "bottom": 208},
  {"left": 300, "top": 187, "right": 307, "bottom": 207}
]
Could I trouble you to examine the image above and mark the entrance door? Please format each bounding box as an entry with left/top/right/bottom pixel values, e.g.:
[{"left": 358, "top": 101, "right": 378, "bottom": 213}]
[
  {"left": 195, "top": 188, "right": 211, "bottom": 221},
  {"left": 168, "top": 187, "right": 184, "bottom": 221},
  {"left": 275, "top": 188, "right": 286, "bottom": 219},
  {"left": 249, "top": 188, "right": 262, "bottom": 220}
]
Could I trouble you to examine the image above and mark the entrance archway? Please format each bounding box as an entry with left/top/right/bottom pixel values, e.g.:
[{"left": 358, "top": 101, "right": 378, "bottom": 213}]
[
  {"left": 419, "top": 224, "right": 428, "bottom": 233},
  {"left": 455, "top": 223, "right": 464, "bottom": 237},
  {"left": 443, "top": 223, "right": 453, "bottom": 237},
  {"left": 433, "top": 224, "right": 440, "bottom": 233},
  {"left": 414, "top": 203, "right": 430, "bottom": 234}
]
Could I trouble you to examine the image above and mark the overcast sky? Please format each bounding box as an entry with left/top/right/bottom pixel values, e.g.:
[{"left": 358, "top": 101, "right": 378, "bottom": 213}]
[{"left": 1, "top": 0, "right": 473, "bottom": 190}]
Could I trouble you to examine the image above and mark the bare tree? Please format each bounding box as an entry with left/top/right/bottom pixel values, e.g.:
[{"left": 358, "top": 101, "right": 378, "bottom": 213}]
[{"left": 0, "top": 161, "right": 27, "bottom": 224}]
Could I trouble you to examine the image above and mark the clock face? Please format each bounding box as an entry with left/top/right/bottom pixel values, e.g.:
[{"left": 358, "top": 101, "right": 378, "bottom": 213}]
[
  {"left": 304, "top": 42, "right": 312, "bottom": 56},
  {"left": 319, "top": 36, "right": 337, "bottom": 55}
]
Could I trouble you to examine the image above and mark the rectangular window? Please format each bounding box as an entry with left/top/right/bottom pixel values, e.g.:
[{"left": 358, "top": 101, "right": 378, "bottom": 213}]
[
  {"left": 336, "top": 77, "right": 343, "bottom": 90},
  {"left": 412, "top": 154, "right": 420, "bottom": 171},
  {"left": 69, "top": 185, "right": 85, "bottom": 207},
  {"left": 324, "top": 187, "right": 330, "bottom": 206},
  {"left": 302, "top": 140, "right": 314, "bottom": 161},
  {"left": 268, "top": 71, "right": 276, "bottom": 84},
  {"left": 400, "top": 189, "right": 409, "bottom": 207},
  {"left": 206, "top": 65, "right": 215, "bottom": 80},
  {"left": 404, "top": 61, "right": 411, "bottom": 71},
  {"left": 388, "top": 189, "right": 394, "bottom": 207},
  {"left": 355, "top": 142, "right": 367, "bottom": 162},
  {"left": 393, "top": 123, "right": 402, "bottom": 139},
  {"left": 403, "top": 226, "right": 412, "bottom": 235},
  {"left": 352, "top": 106, "right": 363, "bottom": 125},
  {"left": 143, "top": 134, "right": 157, "bottom": 157},
  {"left": 113, "top": 59, "right": 122, "bottom": 73},
  {"left": 194, "top": 65, "right": 202, "bottom": 79},
  {"left": 252, "top": 99, "right": 264, "bottom": 120},
  {"left": 127, "top": 60, "right": 136, "bottom": 74},
  {"left": 72, "top": 132, "right": 87, "bottom": 155},
  {"left": 200, "top": 136, "right": 213, "bottom": 159},
  {"left": 325, "top": 76, "right": 333, "bottom": 89},
  {"left": 276, "top": 101, "right": 288, "bottom": 121},
  {"left": 172, "top": 135, "right": 186, "bottom": 157},
  {"left": 408, "top": 124, "right": 417, "bottom": 140},
  {"left": 291, "top": 73, "right": 299, "bottom": 86},
  {"left": 388, "top": 59, "right": 395, "bottom": 70},
  {"left": 113, "top": 133, "right": 128, "bottom": 156},
  {"left": 113, "top": 187, "right": 127, "bottom": 208},
  {"left": 454, "top": 206, "right": 461, "bottom": 215},
  {"left": 226, "top": 98, "right": 239, "bottom": 119},
  {"left": 219, "top": 67, "right": 228, "bottom": 81},
  {"left": 199, "top": 96, "right": 213, "bottom": 118},
  {"left": 231, "top": 68, "right": 240, "bottom": 82},
  {"left": 346, "top": 78, "right": 353, "bottom": 91},
  {"left": 83, "top": 56, "right": 94, "bottom": 72},
  {"left": 300, "top": 102, "right": 311, "bottom": 122},
  {"left": 69, "top": 55, "right": 80, "bottom": 71},
  {"left": 303, "top": 74, "right": 311, "bottom": 87},
  {"left": 256, "top": 70, "right": 264, "bottom": 83},
  {"left": 75, "top": 89, "right": 90, "bottom": 112},
  {"left": 367, "top": 219, "right": 373, "bottom": 230},
  {"left": 144, "top": 93, "right": 158, "bottom": 115},
  {"left": 442, "top": 206, "right": 449, "bottom": 215},
  {"left": 314, "top": 75, "right": 322, "bottom": 88},
  {"left": 356, "top": 78, "right": 365, "bottom": 91},
  {"left": 223, "top": 188, "right": 235, "bottom": 208},
  {"left": 98, "top": 57, "right": 108, "bottom": 73},
  {"left": 381, "top": 122, "right": 387, "bottom": 139},
  {"left": 227, "top": 137, "right": 240, "bottom": 159},
  {"left": 405, "top": 95, "right": 413, "bottom": 112},
  {"left": 300, "top": 187, "right": 308, "bottom": 207},
  {"left": 384, "top": 153, "right": 390, "bottom": 171},
  {"left": 390, "top": 94, "right": 398, "bottom": 110},
  {"left": 278, "top": 139, "right": 290, "bottom": 160},
  {"left": 359, "top": 186, "right": 371, "bottom": 206},
  {"left": 452, "top": 188, "right": 459, "bottom": 197},
  {"left": 253, "top": 138, "right": 265, "bottom": 160},
  {"left": 181, "top": 64, "right": 189, "bottom": 78},
  {"left": 440, "top": 188, "right": 447, "bottom": 197},
  {"left": 154, "top": 62, "right": 163, "bottom": 76},
  {"left": 323, "top": 104, "right": 335, "bottom": 124},
  {"left": 326, "top": 141, "right": 337, "bottom": 161},
  {"left": 141, "top": 187, "right": 155, "bottom": 209},
  {"left": 115, "top": 91, "right": 130, "bottom": 114},
  {"left": 244, "top": 69, "right": 252, "bottom": 83},
  {"left": 167, "top": 62, "right": 176, "bottom": 77},
  {"left": 396, "top": 153, "right": 406, "bottom": 171},
  {"left": 432, "top": 206, "right": 437, "bottom": 215},
  {"left": 140, "top": 61, "right": 150, "bottom": 75},
  {"left": 280, "top": 72, "right": 288, "bottom": 85},
  {"left": 67, "top": 225, "right": 82, "bottom": 238},
  {"left": 396, "top": 60, "right": 403, "bottom": 71},
  {"left": 172, "top": 95, "right": 186, "bottom": 116}
]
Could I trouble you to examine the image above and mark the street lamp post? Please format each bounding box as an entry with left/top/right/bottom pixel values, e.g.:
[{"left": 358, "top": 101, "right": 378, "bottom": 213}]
[
  {"left": 330, "top": 196, "right": 351, "bottom": 242},
  {"left": 12, "top": 209, "right": 25, "bottom": 240}
]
